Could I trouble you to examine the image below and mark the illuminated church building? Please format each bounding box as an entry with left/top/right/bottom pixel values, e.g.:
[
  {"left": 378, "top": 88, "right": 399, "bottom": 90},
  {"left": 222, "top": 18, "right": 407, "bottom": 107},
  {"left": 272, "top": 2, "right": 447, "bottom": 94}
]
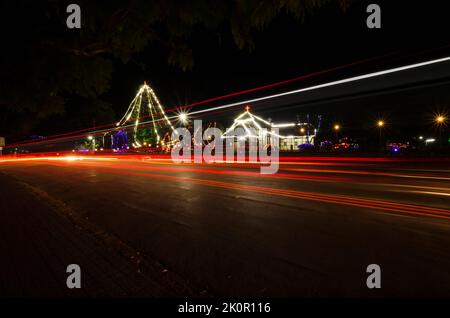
[{"left": 222, "top": 106, "right": 321, "bottom": 151}]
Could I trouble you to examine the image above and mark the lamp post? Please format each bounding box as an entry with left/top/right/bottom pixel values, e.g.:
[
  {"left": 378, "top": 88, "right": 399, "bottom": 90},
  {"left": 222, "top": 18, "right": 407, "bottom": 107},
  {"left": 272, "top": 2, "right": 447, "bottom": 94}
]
[
  {"left": 87, "top": 135, "right": 95, "bottom": 151},
  {"left": 0, "top": 137, "right": 4, "bottom": 156},
  {"left": 435, "top": 115, "right": 447, "bottom": 146},
  {"left": 377, "top": 120, "right": 385, "bottom": 151},
  {"left": 333, "top": 124, "right": 340, "bottom": 143}
]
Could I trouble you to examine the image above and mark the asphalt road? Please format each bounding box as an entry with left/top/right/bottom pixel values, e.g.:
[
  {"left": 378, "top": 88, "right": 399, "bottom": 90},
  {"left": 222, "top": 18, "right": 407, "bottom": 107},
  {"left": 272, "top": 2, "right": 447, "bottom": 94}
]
[{"left": 1, "top": 155, "right": 449, "bottom": 297}]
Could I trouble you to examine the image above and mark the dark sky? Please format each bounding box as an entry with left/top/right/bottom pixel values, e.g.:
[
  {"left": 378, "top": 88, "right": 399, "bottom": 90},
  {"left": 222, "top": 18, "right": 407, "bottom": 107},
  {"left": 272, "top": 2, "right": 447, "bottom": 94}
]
[
  {"left": 2, "top": 0, "right": 450, "bottom": 142},
  {"left": 102, "top": 0, "right": 450, "bottom": 141}
]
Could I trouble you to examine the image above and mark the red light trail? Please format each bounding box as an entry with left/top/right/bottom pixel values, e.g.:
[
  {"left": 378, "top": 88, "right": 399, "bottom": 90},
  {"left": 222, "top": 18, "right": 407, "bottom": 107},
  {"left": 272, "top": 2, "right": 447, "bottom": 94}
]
[
  {"left": 1, "top": 155, "right": 449, "bottom": 220},
  {"left": 6, "top": 54, "right": 387, "bottom": 149},
  {"left": 8, "top": 156, "right": 447, "bottom": 220}
]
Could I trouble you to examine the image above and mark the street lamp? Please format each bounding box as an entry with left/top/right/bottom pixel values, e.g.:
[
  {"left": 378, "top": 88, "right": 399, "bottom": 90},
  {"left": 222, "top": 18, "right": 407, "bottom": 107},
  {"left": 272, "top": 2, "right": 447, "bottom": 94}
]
[
  {"left": 435, "top": 115, "right": 446, "bottom": 124},
  {"left": 177, "top": 111, "right": 189, "bottom": 126},
  {"left": 87, "top": 135, "right": 95, "bottom": 151},
  {"left": 376, "top": 120, "right": 385, "bottom": 151},
  {"left": 434, "top": 114, "right": 447, "bottom": 146},
  {"left": 333, "top": 124, "right": 340, "bottom": 143},
  {"left": 179, "top": 113, "right": 188, "bottom": 124}
]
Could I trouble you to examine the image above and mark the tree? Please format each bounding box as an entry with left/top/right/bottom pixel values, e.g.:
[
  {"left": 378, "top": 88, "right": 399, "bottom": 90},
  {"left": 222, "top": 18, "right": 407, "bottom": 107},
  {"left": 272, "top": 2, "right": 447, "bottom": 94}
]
[{"left": 0, "top": 0, "right": 349, "bottom": 138}]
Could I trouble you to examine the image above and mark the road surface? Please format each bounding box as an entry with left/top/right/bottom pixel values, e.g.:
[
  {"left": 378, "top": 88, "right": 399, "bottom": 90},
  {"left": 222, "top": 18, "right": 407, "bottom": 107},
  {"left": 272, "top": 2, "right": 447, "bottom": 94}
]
[{"left": 1, "top": 155, "right": 449, "bottom": 297}]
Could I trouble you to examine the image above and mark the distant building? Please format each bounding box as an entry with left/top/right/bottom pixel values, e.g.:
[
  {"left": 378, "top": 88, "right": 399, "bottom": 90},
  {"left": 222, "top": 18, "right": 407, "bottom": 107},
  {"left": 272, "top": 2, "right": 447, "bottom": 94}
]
[
  {"left": 278, "top": 130, "right": 315, "bottom": 151},
  {"left": 222, "top": 106, "right": 321, "bottom": 151}
]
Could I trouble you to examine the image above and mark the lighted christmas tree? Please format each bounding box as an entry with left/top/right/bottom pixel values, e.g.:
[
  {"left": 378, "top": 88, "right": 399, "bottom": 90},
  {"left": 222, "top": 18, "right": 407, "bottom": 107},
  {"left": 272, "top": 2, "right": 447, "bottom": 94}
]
[{"left": 115, "top": 81, "right": 176, "bottom": 148}]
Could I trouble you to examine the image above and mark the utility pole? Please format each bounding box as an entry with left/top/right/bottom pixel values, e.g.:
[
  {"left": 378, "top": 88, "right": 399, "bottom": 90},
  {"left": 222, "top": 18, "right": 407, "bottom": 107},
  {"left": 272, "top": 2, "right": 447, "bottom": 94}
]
[
  {"left": 0, "top": 137, "right": 4, "bottom": 156},
  {"left": 306, "top": 114, "right": 311, "bottom": 144}
]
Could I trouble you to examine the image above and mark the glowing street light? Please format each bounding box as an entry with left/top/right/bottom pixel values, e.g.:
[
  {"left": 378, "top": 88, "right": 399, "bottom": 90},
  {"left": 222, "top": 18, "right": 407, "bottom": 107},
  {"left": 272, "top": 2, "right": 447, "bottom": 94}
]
[
  {"left": 376, "top": 120, "right": 385, "bottom": 151},
  {"left": 87, "top": 135, "right": 95, "bottom": 151},
  {"left": 333, "top": 124, "right": 340, "bottom": 143},
  {"left": 176, "top": 111, "right": 190, "bottom": 126},
  {"left": 434, "top": 114, "right": 447, "bottom": 146},
  {"left": 179, "top": 113, "right": 187, "bottom": 122},
  {"left": 435, "top": 115, "right": 446, "bottom": 124}
]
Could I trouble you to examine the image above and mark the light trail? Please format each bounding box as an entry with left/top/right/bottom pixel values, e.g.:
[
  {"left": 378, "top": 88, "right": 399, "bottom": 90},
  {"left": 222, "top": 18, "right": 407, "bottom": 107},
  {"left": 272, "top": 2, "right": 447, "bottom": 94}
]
[
  {"left": 0, "top": 155, "right": 119, "bottom": 163},
  {"left": 99, "top": 54, "right": 450, "bottom": 136},
  {"left": 186, "top": 56, "right": 450, "bottom": 116},
  {"left": 20, "top": 161, "right": 450, "bottom": 220},
  {"left": 163, "top": 54, "right": 389, "bottom": 113},
  {"left": 6, "top": 55, "right": 450, "bottom": 149},
  {"left": 67, "top": 157, "right": 450, "bottom": 184},
  {"left": 2, "top": 155, "right": 449, "bottom": 219},
  {"left": 80, "top": 55, "right": 450, "bottom": 135},
  {"left": 2, "top": 153, "right": 450, "bottom": 165},
  {"left": 74, "top": 158, "right": 450, "bottom": 182},
  {"left": 283, "top": 167, "right": 450, "bottom": 181},
  {"left": 53, "top": 160, "right": 349, "bottom": 183},
  {"left": 394, "top": 190, "right": 450, "bottom": 197},
  {"left": 3, "top": 156, "right": 449, "bottom": 205},
  {"left": 7, "top": 55, "right": 382, "bottom": 148}
]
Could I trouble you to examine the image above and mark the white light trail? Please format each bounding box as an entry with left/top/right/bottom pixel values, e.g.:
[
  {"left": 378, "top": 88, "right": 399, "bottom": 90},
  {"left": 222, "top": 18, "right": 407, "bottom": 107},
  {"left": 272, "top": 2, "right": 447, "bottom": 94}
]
[
  {"left": 50, "top": 56, "right": 450, "bottom": 139},
  {"left": 186, "top": 56, "right": 450, "bottom": 116}
]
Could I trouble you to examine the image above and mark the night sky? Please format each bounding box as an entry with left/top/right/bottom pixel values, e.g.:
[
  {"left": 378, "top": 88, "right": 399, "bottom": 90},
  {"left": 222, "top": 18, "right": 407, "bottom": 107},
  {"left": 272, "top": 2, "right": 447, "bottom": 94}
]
[
  {"left": 2, "top": 0, "right": 450, "bottom": 142},
  {"left": 106, "top": 1, "right": 450, "bottom": 107},
  {"left": 105, "top": 0, "right": 450, "bottom": 141}
]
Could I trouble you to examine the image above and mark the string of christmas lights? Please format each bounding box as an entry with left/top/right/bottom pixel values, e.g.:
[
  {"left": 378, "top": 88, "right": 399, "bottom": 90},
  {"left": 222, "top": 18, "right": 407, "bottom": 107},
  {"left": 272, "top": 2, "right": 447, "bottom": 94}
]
[{"left": 115, "top": 81, "right": 177, "bottom": 148}]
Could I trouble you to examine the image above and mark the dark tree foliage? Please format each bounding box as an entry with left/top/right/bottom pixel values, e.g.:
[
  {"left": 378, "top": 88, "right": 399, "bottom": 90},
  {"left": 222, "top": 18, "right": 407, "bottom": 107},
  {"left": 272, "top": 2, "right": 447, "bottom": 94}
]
[{"left": 0, "top": 0, "right": 349, "bottom": 138}]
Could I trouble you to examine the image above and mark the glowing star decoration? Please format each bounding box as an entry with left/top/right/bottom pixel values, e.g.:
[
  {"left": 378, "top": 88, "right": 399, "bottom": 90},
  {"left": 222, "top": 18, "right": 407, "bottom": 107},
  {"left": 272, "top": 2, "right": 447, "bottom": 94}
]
[{"left": 115, "top": 81, "right": 177, "bottom": 148}]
